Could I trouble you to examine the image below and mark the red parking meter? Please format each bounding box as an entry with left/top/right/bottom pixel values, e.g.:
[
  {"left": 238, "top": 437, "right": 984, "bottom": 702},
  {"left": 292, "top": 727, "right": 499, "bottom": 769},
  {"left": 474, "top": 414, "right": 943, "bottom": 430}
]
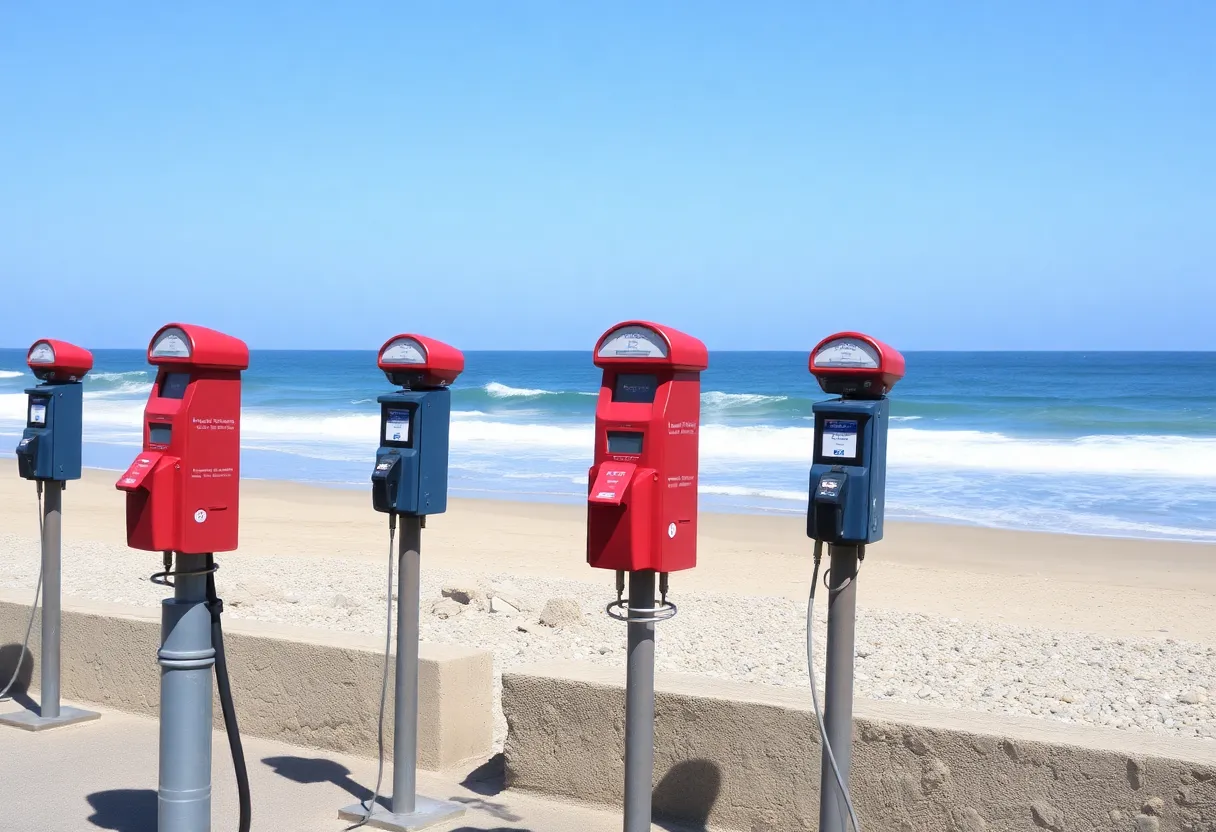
[
  {"left": 117, "top": 323, "right": 249, "bottom": 554},
  {"left": 588, "top": 321, "right": 708, "bottom": 573},
  {"left": 114, "top": 323, "right": 252, "bottom": 831},
  {"left": 586, "top": 320, "right": 708, "bottom": 832}
]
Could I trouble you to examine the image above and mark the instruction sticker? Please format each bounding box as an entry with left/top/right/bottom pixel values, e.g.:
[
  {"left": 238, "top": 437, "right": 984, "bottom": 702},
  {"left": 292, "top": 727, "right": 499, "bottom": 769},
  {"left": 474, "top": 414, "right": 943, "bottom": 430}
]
[
  {"left": 822, "top": 419, "right": 859, "bottom": 460},
  {"left": 385, "top": 409, "right": 410, "bottom": 443},
  {"left": 29, "top": 402, "right": 47, "bottom": 425}
]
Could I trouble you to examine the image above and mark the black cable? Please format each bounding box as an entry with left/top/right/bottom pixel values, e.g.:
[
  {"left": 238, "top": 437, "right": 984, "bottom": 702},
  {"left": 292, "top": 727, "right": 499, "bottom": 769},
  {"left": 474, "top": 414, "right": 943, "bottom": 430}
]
[
  {"left": 348, "top": 512, "right": 397, "bottom": 830},
  {"left": 205, "top": 553, "right": 251, "bottom": 832},
  {"left": 1, "top": 483, "right": 45, "bottom": 701}
]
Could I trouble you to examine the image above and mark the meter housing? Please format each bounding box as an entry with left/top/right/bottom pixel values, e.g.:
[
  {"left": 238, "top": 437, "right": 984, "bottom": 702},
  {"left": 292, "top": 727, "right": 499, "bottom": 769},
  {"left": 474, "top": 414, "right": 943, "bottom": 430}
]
[
  {"left": 117, "top": 323, "right": 249, "bottom": 554},
  {"left": 372, "top": 334, "right": 464, "bottom": 516},
  {"left": 587, "top": 321, "right": 707, "bottom": 572},
  {"left": 807, "top": 332, "right": 905, "bottom": 545},
  {"left": 15, "top": 339, "right": 93, "bottom": 482}
]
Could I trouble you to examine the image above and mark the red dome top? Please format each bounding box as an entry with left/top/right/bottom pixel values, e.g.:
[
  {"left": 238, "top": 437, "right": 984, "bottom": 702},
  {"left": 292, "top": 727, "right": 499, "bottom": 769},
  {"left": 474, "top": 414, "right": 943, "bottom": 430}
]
[
  {"left": 147, "top": 323, "right": 249, "bottom": 370},
  {"left": 593, "top": 321, "right": 708, "bottom": 372},
  {"left": 377, "top": 334, "right": 464, "bottom": 388},
  {"left": 26, "top": 338, "right": 94, "bottom": 382},
  {"left": 809, "top": 331, "right": 905, "bottom": 397}
]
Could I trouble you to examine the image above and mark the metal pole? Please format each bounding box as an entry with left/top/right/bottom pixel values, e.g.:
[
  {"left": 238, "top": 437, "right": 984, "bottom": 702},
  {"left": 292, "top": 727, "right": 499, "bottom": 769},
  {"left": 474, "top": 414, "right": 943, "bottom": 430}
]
[
  {"left": 39, "top": 481, "right": 62, "bottom": 720},
  {"left": 337, "top": 513, "right": 464, "bottom": 830},
  {"left": 393, "top": 515, "right": 422, "bottom": 815},
  {"left": 158, "top": 552, "right": 215, "bottom": 832},
  {"left": 0, "top": 480, "right": 99, "bottom": 731},
  {"left": 818, "top": 544, "right": 860, "bottom": 832},
  {"left": 624, "top": 569, "right": 656, "bottom": 832}
]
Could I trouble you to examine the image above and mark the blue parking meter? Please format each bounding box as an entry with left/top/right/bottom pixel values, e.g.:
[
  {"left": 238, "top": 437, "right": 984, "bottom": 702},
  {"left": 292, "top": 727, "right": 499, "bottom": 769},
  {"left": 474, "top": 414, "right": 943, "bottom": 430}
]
[
  {"left": 804, "top": 331, "right": 906, "bottom": 832},
  {"left": 14, "top": 340, "right": 94, "bottom": 483},
  {"left": 1, "top": 339, "right": 101, "bottom": 734},
  {"left": 370, "top": 334, "right": 465, "bottom": 517},
  {"left": 342, "top": 333, "right": 471, "bottom": 830},
  {"left": 806, "top": 333, "right": 906, "bottom": 544}
]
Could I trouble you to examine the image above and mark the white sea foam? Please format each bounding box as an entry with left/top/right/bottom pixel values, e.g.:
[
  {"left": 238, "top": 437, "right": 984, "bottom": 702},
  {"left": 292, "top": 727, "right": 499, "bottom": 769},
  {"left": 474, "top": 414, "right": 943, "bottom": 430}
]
[
  {"left": 2, "top": 395, "right": 1213, "bottom": 481},
  {"left": 484, "top": 382, "right": 553, "bottom": 398},
  {"left": 86, "top": 381, "right": 154, "bottom": 397},
  {"left": 700, "top": 391, "right": 788, "bottom": 410},
  {"left": 699, "top": 484, "right": 805, "bottom": 501},
  {"left": 90, "top": 371, "right": 149, "bottom": 382},
  {"left": 0, "top": 370, "right": 24, "bottom": 380},
  {"left": 890, "top": 416, "right": 922, "bottom": 422}
]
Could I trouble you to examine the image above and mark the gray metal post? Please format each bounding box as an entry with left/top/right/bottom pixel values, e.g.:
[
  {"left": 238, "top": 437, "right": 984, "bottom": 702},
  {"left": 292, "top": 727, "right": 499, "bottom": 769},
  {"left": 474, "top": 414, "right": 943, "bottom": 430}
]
[
  {"left": 624, "top": 569, "right": 657, "bottom": 832},
  {"left": 393, "top": 515, "right": 422, "bottom": 815},
  {"left": 158, "top": 552, "right": 214, "bottom": 832},
  {"left": 39, "top": 481, "right": 62, "bottom": 719},
  {"left": 0, "top": 480, "right": 99, "bottom": 732},
  {"left": 818, "top": 545, "right": 860, "bottom": 832},
  {"left": 338, "top": 515, "right": 464, "bottom": 831}
]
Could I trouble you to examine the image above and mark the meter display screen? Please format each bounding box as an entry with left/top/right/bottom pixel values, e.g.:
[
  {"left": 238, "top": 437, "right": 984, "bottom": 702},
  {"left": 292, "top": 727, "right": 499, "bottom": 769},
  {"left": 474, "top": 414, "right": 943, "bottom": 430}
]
[
  {"left": 821, "top": 419, "right": 859, "bottom": 460},
  {"left": 814, "top": 338, "right": 881, "bottom": 369},
  {"left": 597, "top": 326, "right": 668, "bottom": 359},
  {"left": 612, "top": 373, "right": 658, "bottom": 404},
  {"left": 160, "top": 372, "right": 190, "bottom": 399},
  {"left": 149, "top": 423, "right": 173, "bottom": 446},
  {"left": 150, "top": 327, "right": 192, "bottom": 359},
  {"left": 28, "top": 399, "right": 48, "bottom": 426},
  {"left": 28, "top": 342, "right": 55, "bottom": 364},
  {"left": 381, "top": 337, "right": 426, "bottom": 365},
  {"left": 383, "top": 408, "right": 412, "bottom": 446},
  {"left": 607, "top": 431, "right": 644, "bottom": 455}
]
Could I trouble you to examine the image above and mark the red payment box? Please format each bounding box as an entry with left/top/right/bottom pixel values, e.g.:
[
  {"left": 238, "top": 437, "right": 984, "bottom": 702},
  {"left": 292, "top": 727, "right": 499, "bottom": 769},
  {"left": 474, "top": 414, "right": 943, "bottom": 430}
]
[
  {"left": 587, "top": 321, "right": 708, "bottom": 572},
  {"left": 117, "top": 324, "right": 249, "bottom": 554}
]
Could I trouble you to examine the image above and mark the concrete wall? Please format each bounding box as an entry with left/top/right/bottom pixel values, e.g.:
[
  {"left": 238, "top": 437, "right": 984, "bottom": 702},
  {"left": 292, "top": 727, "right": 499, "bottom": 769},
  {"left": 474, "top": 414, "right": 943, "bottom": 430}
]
[
  {"left": 0, "top": 594, "right": 494, "bottom": 771},
  {"left": 503, "top": 662, "right": 1216, "bottom": 832}
]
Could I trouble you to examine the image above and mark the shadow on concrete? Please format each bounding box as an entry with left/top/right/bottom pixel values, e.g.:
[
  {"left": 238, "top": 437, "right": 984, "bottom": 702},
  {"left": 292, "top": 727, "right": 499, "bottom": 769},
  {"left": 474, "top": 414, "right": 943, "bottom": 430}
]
[
  {"left": 262, "top": 755, "right": 389, "bottom": 811},
  {"left": 86, "top": 789, "right": 157, "bottom": 831},
  {"left": 461, "top": 753, "right": 506, "bottom": 796},
  {"left": 653, "top": 758, "right": 722, "bottom": 831},
  {"left": 0, "top": 643, "right": 37, "bottom": 711},
  {"left": 450, "top": 793, "right": 524, "bottom": 823}
]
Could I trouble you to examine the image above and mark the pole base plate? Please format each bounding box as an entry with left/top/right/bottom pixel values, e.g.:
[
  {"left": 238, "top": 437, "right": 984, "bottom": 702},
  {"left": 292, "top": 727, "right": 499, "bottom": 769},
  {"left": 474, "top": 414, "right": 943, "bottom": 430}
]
[
  {"left": 338, "top": 796, "right": 466, "bottom": 831},
  {"left": 0, "top": 705, "right": 101, "bottom": 732}
]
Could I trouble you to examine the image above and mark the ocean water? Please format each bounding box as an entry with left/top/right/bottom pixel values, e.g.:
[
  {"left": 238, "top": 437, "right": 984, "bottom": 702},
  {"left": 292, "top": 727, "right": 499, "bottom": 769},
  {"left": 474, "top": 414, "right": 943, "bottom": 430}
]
[{"left": 1, "top": 349, "right": 1214, "bottom": 542}]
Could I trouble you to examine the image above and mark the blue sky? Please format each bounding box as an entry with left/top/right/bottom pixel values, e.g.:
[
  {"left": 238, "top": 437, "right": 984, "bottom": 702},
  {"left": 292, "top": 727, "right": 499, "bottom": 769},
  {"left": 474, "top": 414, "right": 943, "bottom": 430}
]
[{"left": 2, "top": 2, "right": 1213, "bottom": 351}]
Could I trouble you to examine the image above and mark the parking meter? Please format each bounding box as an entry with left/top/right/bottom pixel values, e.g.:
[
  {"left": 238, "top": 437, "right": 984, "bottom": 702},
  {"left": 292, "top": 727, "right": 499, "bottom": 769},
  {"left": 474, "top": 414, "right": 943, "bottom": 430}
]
[
  {"left": 14, "top": 340, "right": 92, "bottom": 482},
  {"left": 115, "top": 323, "right": 251, "bottom": 832},
  {"left": 370, "top": 334, "right": 464, "bottom": 517},
  {"left": 117, "top": 323, "right": 247, "bottom": 554},
  {"left": 807, "top": 332, "right": 905, "bottom": 545},
  {"left": 1, "top": 339, "right": 101, "bottom": 733},
  {"left": 588, "top": 321, "right": 707, "bottom": 574},
  {"left": 586, "top": 321, "right": 707, "bottom": 832},
  {"left": 805, "top": 331, "right": 904, "bottom": 832},
  {"left": 338, "top": 333, "right": 467, "bottom": 831}
]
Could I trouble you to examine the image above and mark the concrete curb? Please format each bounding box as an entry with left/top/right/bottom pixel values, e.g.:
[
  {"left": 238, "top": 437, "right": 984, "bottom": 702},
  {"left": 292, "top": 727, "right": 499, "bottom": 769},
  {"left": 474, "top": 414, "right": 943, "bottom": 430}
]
[
  {"left": 0, "top": 594, "right": 495, "bottom": 771},
  {"left": 503, "top": 662, "right": 1216, "bottom": 832}
]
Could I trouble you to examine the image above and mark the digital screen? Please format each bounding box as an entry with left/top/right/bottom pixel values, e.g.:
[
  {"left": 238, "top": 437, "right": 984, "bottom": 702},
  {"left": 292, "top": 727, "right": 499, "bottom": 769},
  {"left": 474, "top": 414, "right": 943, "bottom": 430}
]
[
  {"left": 607, "top": 431, "right": 644, "bottom": 455},
  {"left": 384, "top": 408, "right": 411, "bottom": 444},
  {"left": 149, "top": 423, "right": 173, "bottom": 446},
  {"left": 612, "top": 374, "right": 658, "bottom": 404},
  {"left": 821, "top": 419, "right": 858, "bottom": 460},
  {"left": 160, "top": 372, "right": 190, "bottom": 399},
  {"left": 28, "top": 399, "right": 48, "bottom": 426}
]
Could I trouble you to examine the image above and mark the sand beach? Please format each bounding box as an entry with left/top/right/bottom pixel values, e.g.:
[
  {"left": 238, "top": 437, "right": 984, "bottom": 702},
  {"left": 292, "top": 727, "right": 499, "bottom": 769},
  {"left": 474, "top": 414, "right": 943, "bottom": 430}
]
[{"left": 1, "top": 461, "right": 1214, "bottom": 746}]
